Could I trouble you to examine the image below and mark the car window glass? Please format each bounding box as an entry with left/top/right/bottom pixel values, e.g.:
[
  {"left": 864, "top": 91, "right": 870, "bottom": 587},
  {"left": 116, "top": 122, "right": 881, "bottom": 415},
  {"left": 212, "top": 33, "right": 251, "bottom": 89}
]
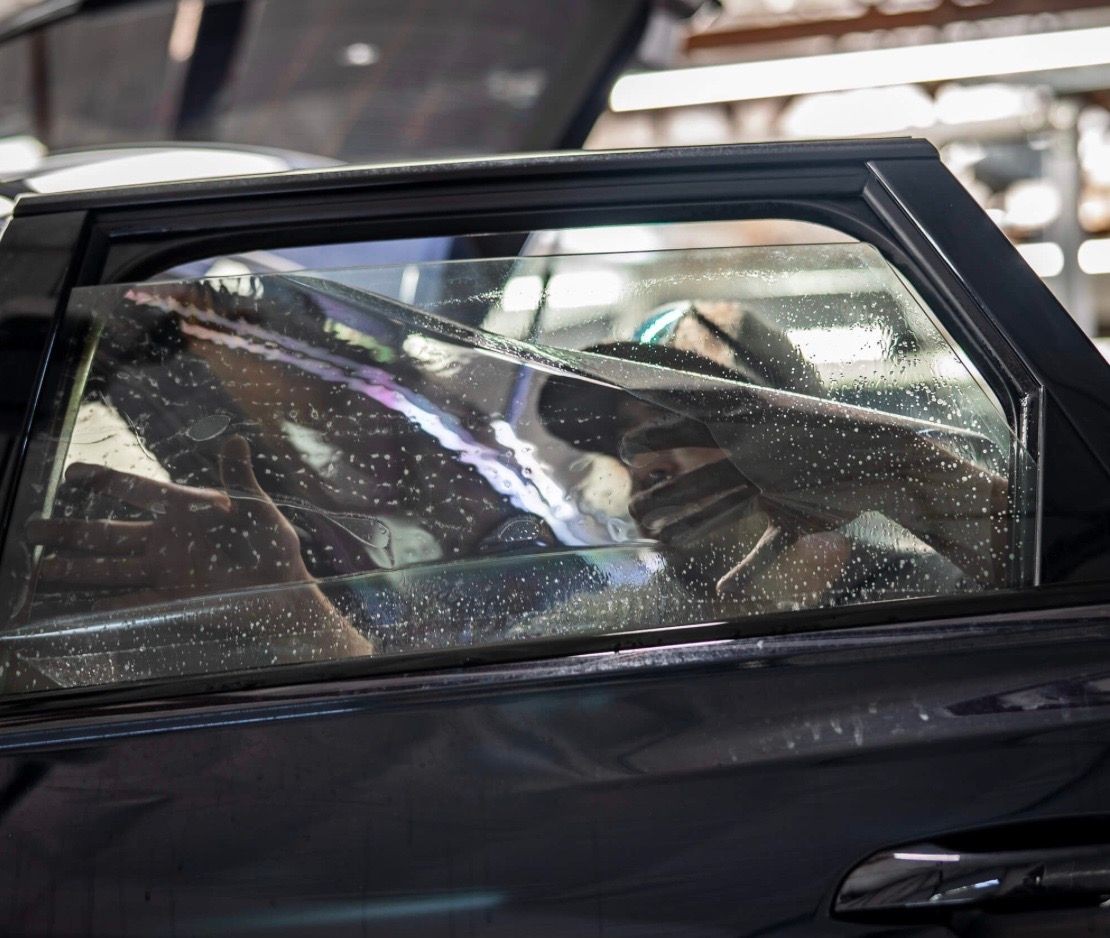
[
  {"left": 155, "top": 220, "right": 857, "bottom": 282},
  {"left": 0, "top": 237, "right": 1037, "bottom": 693}
]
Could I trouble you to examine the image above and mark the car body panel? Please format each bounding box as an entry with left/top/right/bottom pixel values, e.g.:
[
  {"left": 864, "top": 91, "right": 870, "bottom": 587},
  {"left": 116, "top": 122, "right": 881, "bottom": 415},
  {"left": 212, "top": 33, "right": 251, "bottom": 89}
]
[
  {"left": 2, "top": 608, "right": 1110, "bottom": 935},
  {"left": 1, "top": 141, "right": 1110, "bottom": 935}
]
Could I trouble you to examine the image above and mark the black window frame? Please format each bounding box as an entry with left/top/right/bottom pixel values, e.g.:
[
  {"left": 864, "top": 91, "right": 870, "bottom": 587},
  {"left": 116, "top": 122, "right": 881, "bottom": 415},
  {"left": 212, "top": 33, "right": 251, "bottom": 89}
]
[{"left": 2, "top": 138, "right": 1110, "bottom": 711}]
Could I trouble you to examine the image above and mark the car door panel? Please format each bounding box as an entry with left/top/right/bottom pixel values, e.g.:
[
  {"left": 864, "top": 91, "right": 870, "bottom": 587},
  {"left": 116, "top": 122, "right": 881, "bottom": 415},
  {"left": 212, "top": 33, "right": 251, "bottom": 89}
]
[
  {"left": 0, "top": 612, "right": 1109, "bottom": 935},
  {"left": 0, "top": 142, "right": 1109, "bottom": 935}
]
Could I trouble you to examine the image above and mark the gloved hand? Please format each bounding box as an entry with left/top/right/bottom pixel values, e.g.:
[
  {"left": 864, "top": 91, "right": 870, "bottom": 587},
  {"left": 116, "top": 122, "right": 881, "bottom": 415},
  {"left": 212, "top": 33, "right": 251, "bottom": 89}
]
[{"left": 619, "top": 380, "right": 1011, "bottom": 597}]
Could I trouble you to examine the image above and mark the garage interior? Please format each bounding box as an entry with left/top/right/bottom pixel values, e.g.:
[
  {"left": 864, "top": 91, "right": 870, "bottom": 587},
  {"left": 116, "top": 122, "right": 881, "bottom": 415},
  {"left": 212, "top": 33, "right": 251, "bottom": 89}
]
[{"left": 587, "top": 0, "right": 1110, "bottom": 345}]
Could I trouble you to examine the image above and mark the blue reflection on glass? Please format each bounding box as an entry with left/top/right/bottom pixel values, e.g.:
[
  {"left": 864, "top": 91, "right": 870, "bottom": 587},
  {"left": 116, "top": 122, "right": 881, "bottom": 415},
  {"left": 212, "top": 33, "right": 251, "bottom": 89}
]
[{"left": 192, "top": 890, "right": 505, "bottom": 934}]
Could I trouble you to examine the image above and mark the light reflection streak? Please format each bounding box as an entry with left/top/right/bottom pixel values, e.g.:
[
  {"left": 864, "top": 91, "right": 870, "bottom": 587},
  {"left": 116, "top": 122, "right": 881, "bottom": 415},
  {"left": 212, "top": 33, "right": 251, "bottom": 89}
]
[
  {"left": 0, "top": 704, "right": 364, "bottom": 753},
  {"left": 191, "top": 891, "right": 505, "bottom": 933},
  {"left": 892, "top": 851, "right": 961, "bottom": 863},
  {"left": 128, "top": 288, "right": 592, "bottom": 545}
]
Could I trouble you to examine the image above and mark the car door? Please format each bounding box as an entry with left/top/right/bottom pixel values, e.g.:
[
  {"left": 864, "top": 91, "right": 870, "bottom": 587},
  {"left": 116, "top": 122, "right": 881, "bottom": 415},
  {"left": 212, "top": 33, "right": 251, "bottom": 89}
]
[{"left": 2, "top": 140, "right": 1110, "bottom": 937}]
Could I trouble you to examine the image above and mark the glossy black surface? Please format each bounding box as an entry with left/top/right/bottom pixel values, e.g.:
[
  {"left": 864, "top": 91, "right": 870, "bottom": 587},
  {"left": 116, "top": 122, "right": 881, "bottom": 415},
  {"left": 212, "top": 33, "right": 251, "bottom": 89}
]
[
  {"left": 835, "top": 840, "right": 1110, "bottom": 916},
  {"left": 3, "top": 142, "right": 1110, "bottom": 935},
  {"left": 2, "top": 609, "right": 1110, "bottom": 935}
]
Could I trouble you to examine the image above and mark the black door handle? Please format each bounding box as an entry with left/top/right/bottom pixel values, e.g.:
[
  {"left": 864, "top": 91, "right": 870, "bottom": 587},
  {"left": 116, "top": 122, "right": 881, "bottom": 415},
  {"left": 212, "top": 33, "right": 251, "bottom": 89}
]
[{"left": 834, "top": 841, "right": 1110, "bottom": 918}]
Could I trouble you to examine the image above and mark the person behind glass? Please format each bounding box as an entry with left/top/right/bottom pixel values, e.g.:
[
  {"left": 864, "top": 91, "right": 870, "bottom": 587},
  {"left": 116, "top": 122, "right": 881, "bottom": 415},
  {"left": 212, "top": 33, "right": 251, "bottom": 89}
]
[
  {"left": 25, "top": 433, "right": 375, "bottom": 660},
  {"left": 22, "top": 276, "right": 380, "bottom": 662},
  {"left": 538, "top": 300, "right": 1012, "bottom": 610}
]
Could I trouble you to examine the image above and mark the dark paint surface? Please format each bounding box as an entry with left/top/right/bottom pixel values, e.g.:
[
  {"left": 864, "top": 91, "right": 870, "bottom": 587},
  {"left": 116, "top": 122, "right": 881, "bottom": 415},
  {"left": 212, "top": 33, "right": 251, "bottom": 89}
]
[
  {"left": 2, "top": 142, "right": 1110, "bottom": 935},
  {"left": 3, "top": 610, "right": 1110, "bottom": 935}
]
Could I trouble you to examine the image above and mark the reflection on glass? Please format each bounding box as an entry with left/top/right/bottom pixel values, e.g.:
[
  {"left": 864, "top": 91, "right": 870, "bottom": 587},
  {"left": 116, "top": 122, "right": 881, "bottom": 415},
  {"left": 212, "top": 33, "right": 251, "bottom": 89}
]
[{"left": 0, "top": 244, "right": 1036, "bottom": 692}]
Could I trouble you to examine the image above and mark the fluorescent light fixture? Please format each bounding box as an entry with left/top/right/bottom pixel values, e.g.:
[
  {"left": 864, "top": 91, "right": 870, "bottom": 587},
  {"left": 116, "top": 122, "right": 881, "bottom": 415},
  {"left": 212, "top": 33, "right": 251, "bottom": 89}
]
[
  {"left": 499, "top": 275, "right": 544, "bottom": 312},
  {"left": 0, "top": 134, "right": 44, "bottom": 176},
  {"left": 1079, "top": 237, "right": 1110, "bottom": 274},
  {"left": 934, "top": 83, "right": 1041, "bottom": 126},
  {"left": 786, "top": 326, "right": 887, "bottom": 364},
  {"left": 1004, "top": 180, "right": 1062, "bottom": 230},
  {"left": 553, "top": 225, "right": 663, "bottom": 256},
  {"left": 342, "top": 42, "right": 380, "bottom": 67},
  {"left": 494, "top": 269, "right": 627, "bottom": 318},
  {"left": 167, "top": 0, "right": 203, "bottom": 63},
  {"left": 780, "top": 85, "right": 934, "bottom": 138},
  {"left": 1015, "top": 241, "right": 1064, "bottom": 278},
  {"left": 546, "top": 270, "right": 624, "bottom": 309},
  {"left": 892, "top": 852, "right": 961, "bottom": 863},
  {"left": 610, "top": 25, "right": 1110, "bottom": 111}
]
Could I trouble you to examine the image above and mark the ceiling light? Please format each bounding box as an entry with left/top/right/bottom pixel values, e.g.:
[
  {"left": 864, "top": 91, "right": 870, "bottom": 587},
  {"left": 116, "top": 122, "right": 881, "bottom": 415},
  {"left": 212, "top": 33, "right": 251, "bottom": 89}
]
[
  {"left": 1003, "top": 180, "right": 1062, "bottom": 231},
  {"left": 341, "top": 43, "right": 379, "bottom": 67},
  {"left": 1078, "top": 238, "right": 1110, "bottom": 274},
  {"left": 499, "top": 275, "right": 544, "bottom": 313},
  {"left": 167, "top": 0, "right": 203, "bottom": 63},
  {"left": 934, "top": 84, "right": 1042, "bottom": 126},
  {"left": 610, "top": 25, "right": 1110, "bottom": 111},
  {"left": 1015, "top": 242, "right": 1064, "bottom": 278},
  {"left": 546, "top": 271, "right": 624, "bottom": 309},
  {"left": 786, "top": 326, "right": 888, "bottom": 363}
]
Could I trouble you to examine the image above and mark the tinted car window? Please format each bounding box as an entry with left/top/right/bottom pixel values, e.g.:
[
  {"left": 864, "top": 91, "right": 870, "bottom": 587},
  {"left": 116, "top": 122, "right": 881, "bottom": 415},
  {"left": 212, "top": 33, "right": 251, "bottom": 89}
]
[{"left": 0, "top": 240, "right": 1036, "bottom": 692}]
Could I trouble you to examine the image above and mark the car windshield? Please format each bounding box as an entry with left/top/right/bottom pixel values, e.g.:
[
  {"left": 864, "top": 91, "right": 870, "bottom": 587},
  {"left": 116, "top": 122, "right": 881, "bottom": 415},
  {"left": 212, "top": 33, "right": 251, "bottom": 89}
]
[{"left": 0, "top": 0, "right": 643, "bottom": 167}]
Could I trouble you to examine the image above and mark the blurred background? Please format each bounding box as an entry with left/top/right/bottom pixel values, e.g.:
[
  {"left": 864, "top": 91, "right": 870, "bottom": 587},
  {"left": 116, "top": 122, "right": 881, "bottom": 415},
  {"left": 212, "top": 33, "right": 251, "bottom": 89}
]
[
  {"left": 0, "top": 0, "right": 1106, "bottom": 339},
  {"left": 589, "top": 0, "right": 1110, "bottom": 344}
]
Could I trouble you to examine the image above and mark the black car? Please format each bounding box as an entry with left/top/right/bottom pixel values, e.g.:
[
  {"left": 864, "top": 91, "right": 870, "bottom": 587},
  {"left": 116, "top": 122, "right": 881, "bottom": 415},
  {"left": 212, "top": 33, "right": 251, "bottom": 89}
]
[{"left": 0, "top": 139, "right": 1109, "bottom": 937}]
